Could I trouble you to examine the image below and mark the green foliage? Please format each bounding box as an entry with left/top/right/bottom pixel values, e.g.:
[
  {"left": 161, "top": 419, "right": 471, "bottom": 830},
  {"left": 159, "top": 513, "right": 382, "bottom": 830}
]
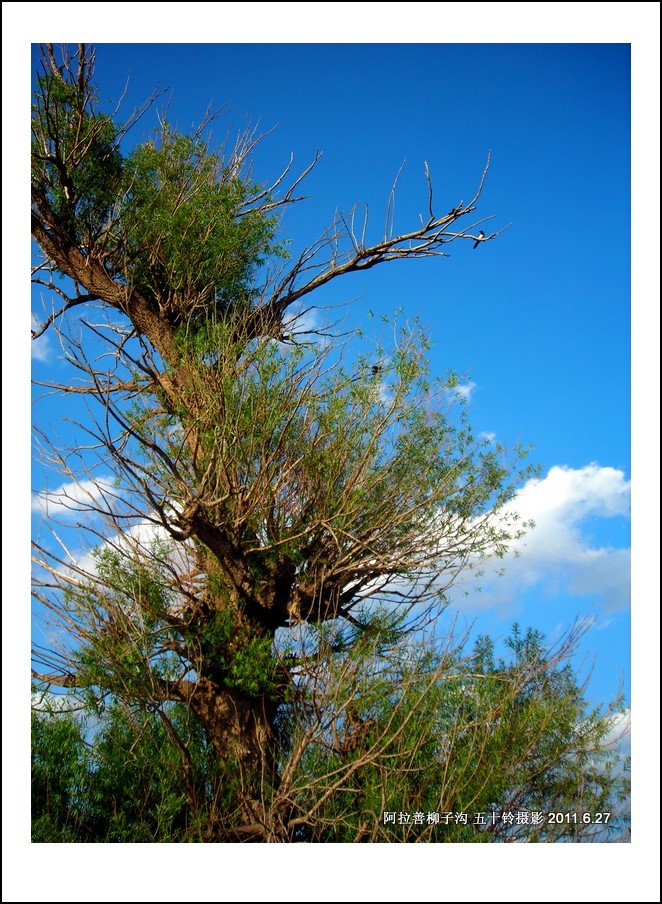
[
  {"left": 66, "top": 546, "right": 184, "bottom": 699},
  {"left": 32, "top": 54, "right": 286, "bottom": 330},
  {"left": 32, "top": 621, "right": 629, "bottom": 842},
  {"left": 31, "top": 708, "right": 90, "bottom": 841},
  {"left": 225, "top": 633, "right": 277, "bottom": 697},
  {"left": 278, "top": 620, "right": 630, "bottom": 842},
  {"left": 63, "top": 545, "right": 279, "bottom": 704},
  {"left": 32, "top": 72, "right": 123, "bottom": 245},
  {"left": 32, "top": 701, "right": 233, "bottom": 842},
  {"left": 118, "top": 125, "right": 283, "bottom": 321},
  {"left": 195, "top": 609, "right": 277, "bottom": 697},
  {"left": 160, "top": 323, "right": 535, "bottom": 609}
]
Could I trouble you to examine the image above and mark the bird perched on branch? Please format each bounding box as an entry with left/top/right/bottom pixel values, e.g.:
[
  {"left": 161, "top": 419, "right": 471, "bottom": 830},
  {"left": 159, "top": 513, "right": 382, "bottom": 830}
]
[{"left": 473, "top": 231, "right": 485, "bottom": 250}]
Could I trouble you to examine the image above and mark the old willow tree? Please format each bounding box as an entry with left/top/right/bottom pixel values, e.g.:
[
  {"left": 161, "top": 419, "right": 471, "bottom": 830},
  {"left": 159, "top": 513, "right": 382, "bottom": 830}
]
[{"left": 31, "top": 45, "right": 628, "bottom": 842}]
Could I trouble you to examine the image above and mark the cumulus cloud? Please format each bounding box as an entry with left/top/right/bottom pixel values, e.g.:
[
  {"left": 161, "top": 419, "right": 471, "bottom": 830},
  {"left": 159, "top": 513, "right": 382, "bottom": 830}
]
[
  {"left": 32, "top": 477, "right": 118, "bottom": 519},
  {"left": 452, "top": 464, "right": 631, "bottom": 613},
  {"left": 510, "top": 464, "right": 630, "bottom": 525}
]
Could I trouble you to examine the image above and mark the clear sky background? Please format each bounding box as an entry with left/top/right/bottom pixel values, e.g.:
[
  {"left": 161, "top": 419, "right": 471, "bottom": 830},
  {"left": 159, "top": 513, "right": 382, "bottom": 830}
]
[{"left": 5, "top": 4, "right": 661, "bottom": 902}]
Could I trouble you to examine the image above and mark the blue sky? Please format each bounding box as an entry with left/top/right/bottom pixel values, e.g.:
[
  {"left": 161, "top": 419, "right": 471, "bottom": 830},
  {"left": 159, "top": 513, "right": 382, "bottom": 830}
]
[
  {"left": 30, "top": 41, "right": 631, "bottom": 706},
  {"left": 5, "top": 3, "right": 660, "bottom": 900}
]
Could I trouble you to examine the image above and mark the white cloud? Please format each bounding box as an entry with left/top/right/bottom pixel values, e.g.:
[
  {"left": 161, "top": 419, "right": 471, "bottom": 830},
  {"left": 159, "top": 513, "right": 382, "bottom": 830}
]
[
  {"left": 70, "top": 519, "right": 205, "bottom": 624},
  {"left": 31, "top": 690, "right": 84, "bottom": 715},
  {"left": 283, "top": 304, "right": 319, "bottom": 334},
  {"left": 72, "top": 518, "right": 202, "bottom": 614},
  {"left": 602, "top": 708, "right": 631, "bottom": 757},
  {"left": 32, "top": 477, "right": 117, "bottom": 519},
  {"left": 444, "top": 380, "right": 476, "bottom": 404},
  {"left": 31, "top": 314, "right": 53, "bottom": 362},
  {"left": 510, "top": 464, "right": 630, "bottom": 525},
  {"left": 73, "top": 518, "right": 170, "bottom": 575},
  {"left": 37, "top": 464, "right": 631, "bottom": 621},
  {"left": 453, "top": 464, "right": 631, "bottom": 613},
  {"left": 455, "top": 381, "right": 475, "bottom": 402}
]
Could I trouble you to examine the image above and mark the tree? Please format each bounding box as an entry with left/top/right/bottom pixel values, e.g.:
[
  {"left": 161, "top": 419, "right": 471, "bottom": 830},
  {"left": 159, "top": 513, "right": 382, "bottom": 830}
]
[
  {"left": 32, "top": 621, "right": 629, "bottom": 843},
  {"left": 31, "top": 44, "right": 629, "bottom": 842}
]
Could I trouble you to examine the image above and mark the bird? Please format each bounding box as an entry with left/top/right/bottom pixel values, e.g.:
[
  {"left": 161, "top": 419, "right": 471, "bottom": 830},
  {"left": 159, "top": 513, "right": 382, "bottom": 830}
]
[{"left": 473, "top": 231, "right": 485, "bottom": 250}]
